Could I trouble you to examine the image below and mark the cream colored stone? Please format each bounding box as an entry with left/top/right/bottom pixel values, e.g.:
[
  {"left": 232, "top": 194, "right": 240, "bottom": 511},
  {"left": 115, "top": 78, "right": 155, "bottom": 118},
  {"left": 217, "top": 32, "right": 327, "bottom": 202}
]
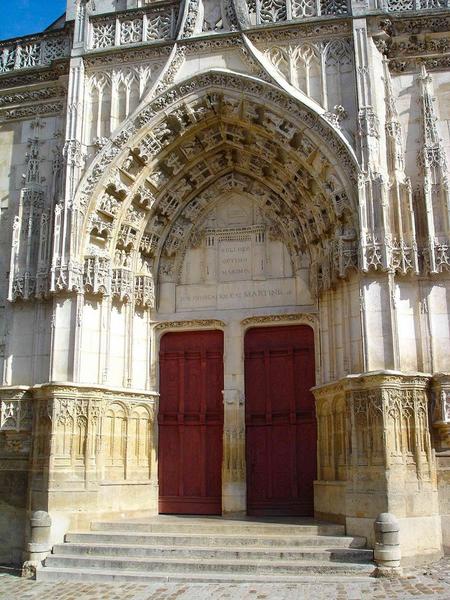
[{"left": 0, "top": 0, "right": 450, "bottom": 569}]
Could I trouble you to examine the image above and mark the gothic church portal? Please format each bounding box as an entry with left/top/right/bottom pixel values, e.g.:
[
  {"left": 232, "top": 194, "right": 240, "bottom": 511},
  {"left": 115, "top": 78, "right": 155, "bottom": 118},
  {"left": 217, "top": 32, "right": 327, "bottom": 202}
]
[{"left": 0, "top": 0, "right": 450, "bottom": 570}]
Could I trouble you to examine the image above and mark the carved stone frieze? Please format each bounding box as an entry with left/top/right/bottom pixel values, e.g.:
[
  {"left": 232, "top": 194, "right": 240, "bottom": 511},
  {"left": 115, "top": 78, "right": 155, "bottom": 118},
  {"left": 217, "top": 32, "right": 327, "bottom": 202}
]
[
  {"left": 241, "top": 312, "right": 317, "bottom": 327},
  {"left": 372, "top": 14, "right": 450, "bottom": 73},
  {"left": 153, "top": 319, "right": 226, "bottom": 331},
  {"left": 83, "top": 45, "right": 172, "bottom": 69},
  {"left": 0, "top": 85, "right": 65, "bottom": 108},
  {"left": 247, "top": 20, "right": 351, "bottom": 43},
  {"left": 1, "top": 101, "right": 65, "bottom": 122}
]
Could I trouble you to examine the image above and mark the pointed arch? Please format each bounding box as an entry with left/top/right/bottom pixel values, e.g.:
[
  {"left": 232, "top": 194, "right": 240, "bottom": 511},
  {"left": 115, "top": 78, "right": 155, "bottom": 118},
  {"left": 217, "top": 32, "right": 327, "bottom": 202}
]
[{"left": 73, "top": 69, "right": 360, "bottom": 301}]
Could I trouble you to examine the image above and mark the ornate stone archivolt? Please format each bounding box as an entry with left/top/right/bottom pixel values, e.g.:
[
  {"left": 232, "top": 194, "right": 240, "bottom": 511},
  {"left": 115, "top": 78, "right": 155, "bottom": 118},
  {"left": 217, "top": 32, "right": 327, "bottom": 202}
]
[{"left": 66, "top": 70, "right": 358, "bottom": 306}]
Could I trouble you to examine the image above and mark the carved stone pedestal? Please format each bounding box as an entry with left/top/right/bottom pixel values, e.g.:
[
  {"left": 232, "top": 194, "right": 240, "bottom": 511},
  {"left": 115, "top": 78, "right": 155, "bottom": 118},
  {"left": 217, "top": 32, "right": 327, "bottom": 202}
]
[
  {"left": 314, "top": 372, "right": 442, "bottom": 564},
  {"left": 28, "top": 384, "right": 159, "bottom": 549}
]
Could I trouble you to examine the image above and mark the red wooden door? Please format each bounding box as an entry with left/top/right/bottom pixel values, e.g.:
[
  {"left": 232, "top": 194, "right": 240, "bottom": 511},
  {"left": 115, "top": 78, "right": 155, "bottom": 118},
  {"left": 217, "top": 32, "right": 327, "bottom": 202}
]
[
  {"left": 245, "top": 325, "right": 316, "bottom": 516},
  {"left": 158, "top": 330, "right": 224, "bottom": 515}
]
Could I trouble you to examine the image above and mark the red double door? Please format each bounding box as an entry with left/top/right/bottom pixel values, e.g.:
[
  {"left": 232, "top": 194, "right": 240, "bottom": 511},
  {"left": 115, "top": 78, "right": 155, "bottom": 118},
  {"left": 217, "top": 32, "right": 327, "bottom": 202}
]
[{"left": 158, "top": 326, "right": 316, "bottom": 516}]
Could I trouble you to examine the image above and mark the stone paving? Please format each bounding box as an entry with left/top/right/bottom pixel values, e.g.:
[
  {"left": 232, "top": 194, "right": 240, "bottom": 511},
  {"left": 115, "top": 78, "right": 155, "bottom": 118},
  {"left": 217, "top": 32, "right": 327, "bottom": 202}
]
[{"left": 0, "top": 559, "right": 449, "bottom": 600}]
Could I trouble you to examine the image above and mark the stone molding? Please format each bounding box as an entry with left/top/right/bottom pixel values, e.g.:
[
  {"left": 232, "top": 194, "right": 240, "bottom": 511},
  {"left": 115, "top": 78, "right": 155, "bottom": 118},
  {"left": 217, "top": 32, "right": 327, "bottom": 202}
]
[
  {"left": 241, "top": 312, "right": 317, "bottom": 327},
  {"left": 371, "top": 13, "right": 450, "bottom": 72},
  {"left": 153, "top": 319, "right": 227, "bottom": 331}
]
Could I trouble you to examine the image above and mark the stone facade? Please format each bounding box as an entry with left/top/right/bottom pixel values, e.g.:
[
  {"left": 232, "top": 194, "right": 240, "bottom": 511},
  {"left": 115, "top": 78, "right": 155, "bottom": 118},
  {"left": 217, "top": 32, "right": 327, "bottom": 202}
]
[{"left": 0, "top": 0, "right": 450, "bottom": 567}]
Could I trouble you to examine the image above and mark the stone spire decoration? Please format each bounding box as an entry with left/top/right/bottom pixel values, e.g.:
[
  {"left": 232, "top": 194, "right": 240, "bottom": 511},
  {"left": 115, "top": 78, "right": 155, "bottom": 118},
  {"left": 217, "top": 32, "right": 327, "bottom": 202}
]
[
  {"left": 419, "top": 64, "right": 450, "bottom": 274},
  {"left": 382, "top": 58, "right": 417, "bottom": 275}
]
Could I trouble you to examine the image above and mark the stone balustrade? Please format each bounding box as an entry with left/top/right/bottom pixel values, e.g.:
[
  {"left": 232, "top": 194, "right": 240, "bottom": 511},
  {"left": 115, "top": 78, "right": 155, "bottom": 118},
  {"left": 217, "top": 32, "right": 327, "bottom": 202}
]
[
  {"left": 246, "top": 0, "right": 350, "bottom": 24},
  {"left": 88, "top": 4, "right": 179, "bottom": 51},
  {"left": 0, "top": 33, "right": 70, "bottom": 74}
]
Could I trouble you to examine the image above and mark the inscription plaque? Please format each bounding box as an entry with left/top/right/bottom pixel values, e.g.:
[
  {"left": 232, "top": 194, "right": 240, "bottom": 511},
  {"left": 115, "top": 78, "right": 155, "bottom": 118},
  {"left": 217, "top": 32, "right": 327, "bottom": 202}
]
[
  {"left": 176, "top": 279, "right": 297, "bottom": 311},
  {"left": 219, "top": 241, "right": 252, "bottom": 282}
]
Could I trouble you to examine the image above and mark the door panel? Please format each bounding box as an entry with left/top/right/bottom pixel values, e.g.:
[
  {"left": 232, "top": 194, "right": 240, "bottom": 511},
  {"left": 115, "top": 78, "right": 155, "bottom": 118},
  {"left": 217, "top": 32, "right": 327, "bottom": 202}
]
[
  {"left": 245, "top": 325, "right": 316, "bottom": 516},
  {"left": 158, "top": 330, "right": 224, "bottom": 515}
]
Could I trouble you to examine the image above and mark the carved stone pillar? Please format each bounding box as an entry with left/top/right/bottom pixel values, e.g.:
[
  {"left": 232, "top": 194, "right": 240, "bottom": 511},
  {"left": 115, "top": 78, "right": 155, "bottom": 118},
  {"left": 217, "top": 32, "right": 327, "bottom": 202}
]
[
  {"left": 26, "top": 383, "right": 158, "bottom": 553},
  {"left": 222, "top": 322, "right": 246, "bottom": 513},
  {"left": 315, "top": 373, "right": 442, "bottom": 563},
  {"left": 346, "top": 373, "right": 440, "bottom": 562}
]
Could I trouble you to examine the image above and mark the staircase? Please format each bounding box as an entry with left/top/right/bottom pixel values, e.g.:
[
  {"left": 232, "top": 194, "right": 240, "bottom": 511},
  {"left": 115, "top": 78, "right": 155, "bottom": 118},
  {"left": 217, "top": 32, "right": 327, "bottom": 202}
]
[{"left": 37, "top": 516, "right": 375, "bottom": 583}]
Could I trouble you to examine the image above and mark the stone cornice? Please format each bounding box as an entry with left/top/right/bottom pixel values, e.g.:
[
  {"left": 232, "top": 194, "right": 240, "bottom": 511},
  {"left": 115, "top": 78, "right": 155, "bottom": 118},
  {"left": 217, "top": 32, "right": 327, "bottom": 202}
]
[
  {"left": 0, "top": 61, "right": 69, "bottom": 91},
  {"left": 370, "top": 12, "right": 450, "bottom": 72},
  {"left": 313, "top": 370, "right": 432, "bottom": 396},
  {"left": 83, "top": 44, "right": 172, "bottom": 69},
  {"left": 1, "top": 382, "right": 158, "bottom": 400},
  {"left": 0, "top": 83, "right": 66, "bottom": 108}
]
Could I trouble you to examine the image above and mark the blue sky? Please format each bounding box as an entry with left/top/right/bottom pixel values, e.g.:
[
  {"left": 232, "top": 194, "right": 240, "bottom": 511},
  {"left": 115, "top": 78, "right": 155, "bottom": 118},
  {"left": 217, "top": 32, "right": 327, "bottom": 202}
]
[{"left": 0, "top": 1, "right": 66, "bottom": 41}]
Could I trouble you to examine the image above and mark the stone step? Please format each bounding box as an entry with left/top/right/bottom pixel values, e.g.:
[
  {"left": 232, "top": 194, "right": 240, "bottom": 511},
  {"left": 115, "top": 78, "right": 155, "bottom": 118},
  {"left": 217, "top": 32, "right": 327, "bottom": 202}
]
[
  {"left": 39, "top": 517, "right": 373, "bottom": 583},
  {"left": 53, "top": 542, "right": 373, "bottom": 563},
  {"left": 65, "top": 531, "right": 367, "bottom": 549},
  {"left": 90, "top": 518, "right": 346, "bottom": 536},
  {"left": 37, "top": 566, "right": 376, "bottom": 584},
  {"left": 43, "top": 554, "right": 375, "bottom": 576}
]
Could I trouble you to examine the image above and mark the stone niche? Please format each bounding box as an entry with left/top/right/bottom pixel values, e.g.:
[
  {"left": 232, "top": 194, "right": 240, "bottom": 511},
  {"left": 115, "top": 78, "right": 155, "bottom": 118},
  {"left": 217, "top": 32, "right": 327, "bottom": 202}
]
[{"left": 159, "top": 194, "right": 313, "bottom": 314}]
